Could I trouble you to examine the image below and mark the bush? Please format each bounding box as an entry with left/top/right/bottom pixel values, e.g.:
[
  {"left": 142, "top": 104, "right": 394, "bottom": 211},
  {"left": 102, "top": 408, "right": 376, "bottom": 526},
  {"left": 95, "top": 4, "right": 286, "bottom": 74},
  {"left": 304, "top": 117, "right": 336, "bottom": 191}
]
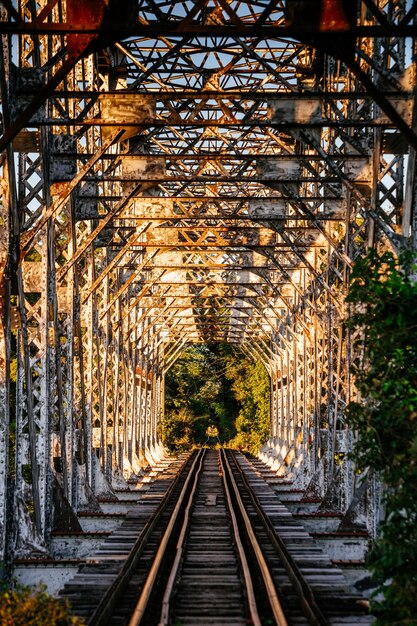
[
  {"left": 161, "top": 407, "right": 197, "bottom": 452},
  {"left": 0, "top": 585, "right": 84, "bottom": 626}
]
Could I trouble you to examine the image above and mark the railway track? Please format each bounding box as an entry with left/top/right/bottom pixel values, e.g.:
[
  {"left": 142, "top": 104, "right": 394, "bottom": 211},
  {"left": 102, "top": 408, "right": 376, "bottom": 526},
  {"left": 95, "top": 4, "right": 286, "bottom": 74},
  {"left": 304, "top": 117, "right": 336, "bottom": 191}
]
[{"left": 62, "top": 449, "right": 373, "bottom": 625}]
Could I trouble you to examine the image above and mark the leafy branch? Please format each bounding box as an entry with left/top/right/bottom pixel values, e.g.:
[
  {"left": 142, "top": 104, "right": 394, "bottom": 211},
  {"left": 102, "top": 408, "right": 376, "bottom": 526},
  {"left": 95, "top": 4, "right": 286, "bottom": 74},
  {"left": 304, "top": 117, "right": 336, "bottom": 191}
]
[{"left": 346, "top": 249, "right": 417, "bottom": 625}]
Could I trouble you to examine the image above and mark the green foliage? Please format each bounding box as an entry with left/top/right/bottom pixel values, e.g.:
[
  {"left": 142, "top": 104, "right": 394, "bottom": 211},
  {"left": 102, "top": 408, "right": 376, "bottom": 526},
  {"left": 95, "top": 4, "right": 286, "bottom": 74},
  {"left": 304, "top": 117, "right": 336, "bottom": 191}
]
[
  {"left": 346, "top": 249, "right": 417, "bottom": 625},
  {"left": 163, "top": 344, "right": 238, "bottom": 450},
  {"left": 24, "top": 248, "right": 42, "bottom": 262},
  {"left": 162, "top": 343, "right": 270, "bottom": 453},
  {"left": 160, "top": 407, "right": 202, "bottom": 452},
  {"left": 0, "top": 585, "right": 84, "bottom": 625},
  {"left": 223, "top": 351, "right": 270, "bottom": 454}
]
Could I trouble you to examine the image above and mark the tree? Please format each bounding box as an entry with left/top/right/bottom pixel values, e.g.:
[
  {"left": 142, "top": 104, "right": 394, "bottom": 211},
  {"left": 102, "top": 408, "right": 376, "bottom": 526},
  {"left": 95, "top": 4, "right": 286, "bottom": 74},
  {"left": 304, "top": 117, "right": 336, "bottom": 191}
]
[
  {"left": 162, "top": 343, "right": 270, "bottom": 453},
  {"left": 222, "top": 348, "right": 270, "bottom": 454},
  {"left": 346, "top": 249, "right": 417, "bottom": 625},
  {"left": 162, "top": 344, "right": 237, "bottom": 449}
]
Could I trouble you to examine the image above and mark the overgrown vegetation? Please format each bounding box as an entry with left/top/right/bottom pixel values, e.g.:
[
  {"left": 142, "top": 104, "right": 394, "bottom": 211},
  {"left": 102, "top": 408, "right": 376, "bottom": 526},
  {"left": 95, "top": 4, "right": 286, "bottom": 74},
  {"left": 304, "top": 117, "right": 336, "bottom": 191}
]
[
  {"left": 0, "top": 585, "right": 84, "bottom": 625},
  {"left": 162, "top": 343, "right": 270, "bottom": 454},
  {"left": 346, "top": 249, "right": 417, "bottom": 625},
  {"left": 224, "top": 351, "right": 271, "bottom": 453}
]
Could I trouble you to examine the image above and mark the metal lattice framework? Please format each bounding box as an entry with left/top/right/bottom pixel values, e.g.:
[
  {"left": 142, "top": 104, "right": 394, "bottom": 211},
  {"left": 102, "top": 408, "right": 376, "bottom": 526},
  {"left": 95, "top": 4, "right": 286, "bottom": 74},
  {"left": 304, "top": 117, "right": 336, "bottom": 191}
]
[{"left": 0, "top": 0, "right": 416, "bottom": 563}]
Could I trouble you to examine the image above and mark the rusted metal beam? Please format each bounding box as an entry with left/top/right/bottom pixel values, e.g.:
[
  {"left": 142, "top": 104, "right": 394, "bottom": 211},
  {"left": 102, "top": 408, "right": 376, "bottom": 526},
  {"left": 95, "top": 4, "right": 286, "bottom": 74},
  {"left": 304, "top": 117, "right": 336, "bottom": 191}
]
[{"left": 0, "top": 22, "right": 416, "bottom": 36}]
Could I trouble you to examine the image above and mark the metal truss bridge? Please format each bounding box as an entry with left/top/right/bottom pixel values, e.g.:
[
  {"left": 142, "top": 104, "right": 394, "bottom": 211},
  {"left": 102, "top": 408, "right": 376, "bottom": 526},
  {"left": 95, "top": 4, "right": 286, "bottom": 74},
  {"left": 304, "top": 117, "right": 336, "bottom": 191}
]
[{"left": 0, "top": 0, "right": 416, "bottom": 577}]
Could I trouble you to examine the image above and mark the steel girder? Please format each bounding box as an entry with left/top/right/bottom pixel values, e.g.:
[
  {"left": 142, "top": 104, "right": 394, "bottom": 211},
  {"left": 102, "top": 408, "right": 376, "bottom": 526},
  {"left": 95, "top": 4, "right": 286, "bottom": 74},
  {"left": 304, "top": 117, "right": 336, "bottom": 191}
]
[{"left": 0, "top": 0, "right": 416, "bottom": 563}]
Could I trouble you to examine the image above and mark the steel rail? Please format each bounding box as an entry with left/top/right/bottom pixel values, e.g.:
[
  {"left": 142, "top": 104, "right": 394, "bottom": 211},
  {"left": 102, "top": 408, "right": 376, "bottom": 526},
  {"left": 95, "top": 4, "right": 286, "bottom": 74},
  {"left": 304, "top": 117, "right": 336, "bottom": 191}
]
[
  {"left": 86, "top": 450, "right": 199, "bottom": 626},
  {"left": 227, "top": 449, "right": 329, "bottom": 626},
  {"left": 219, "top": 448, "right": 288, "bottom": 626},
  {"left": 133, "top": 447, "right": 282, "bottom": 626},
  {"left": 128, "top": 448, "right": 206, "bottom": 626},
  {"left": 157, "top": 449, "right": 206, "bottom": 626}
]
